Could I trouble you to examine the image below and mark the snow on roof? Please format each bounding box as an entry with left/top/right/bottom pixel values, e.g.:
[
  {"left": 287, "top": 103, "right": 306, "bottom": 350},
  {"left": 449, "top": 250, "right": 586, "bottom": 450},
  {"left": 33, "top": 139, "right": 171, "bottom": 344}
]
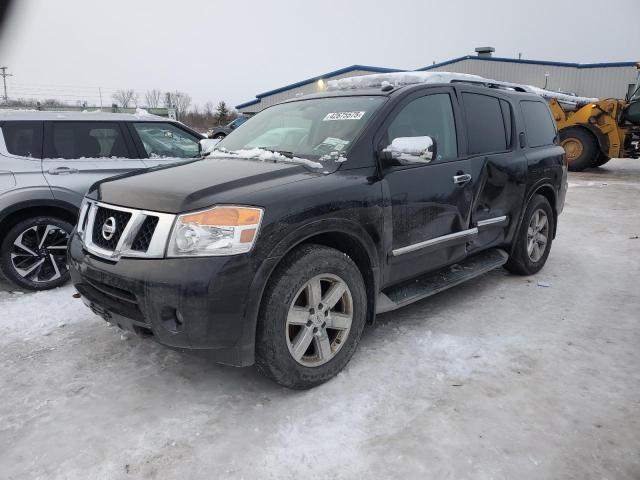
[
  {"left": 327, "top": 71, "right": 599, "bottom": 106},
  {"left": 326, "top": 72, "right": 486, "bottom": 90},
  {"left": 0, "top": 109, "right": 168, "bottom": 121}
]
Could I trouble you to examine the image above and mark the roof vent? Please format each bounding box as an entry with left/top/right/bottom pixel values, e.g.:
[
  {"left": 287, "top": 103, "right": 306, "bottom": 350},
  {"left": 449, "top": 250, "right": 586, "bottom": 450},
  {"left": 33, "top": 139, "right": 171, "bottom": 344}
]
[{"left": 475, "top": 47, "right": 495, "bottom": 58}]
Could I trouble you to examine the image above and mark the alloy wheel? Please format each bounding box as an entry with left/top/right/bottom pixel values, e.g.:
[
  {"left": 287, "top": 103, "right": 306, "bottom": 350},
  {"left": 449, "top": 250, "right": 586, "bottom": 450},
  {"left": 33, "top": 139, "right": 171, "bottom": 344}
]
[
  {"left": 526, "top": 209, "right": 549, "bottom": 263},
  {"left": 10, "top": 224, "right": 69, "bottom": 284},
  {"left": 286, "top": 273, "right": 353, "bottom": 367}
]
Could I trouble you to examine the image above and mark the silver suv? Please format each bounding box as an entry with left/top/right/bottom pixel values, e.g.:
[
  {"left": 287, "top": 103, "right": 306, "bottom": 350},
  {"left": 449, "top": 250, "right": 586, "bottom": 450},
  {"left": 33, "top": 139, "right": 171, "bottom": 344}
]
[{"left": 0, "top": 110, "right": 206, "bottom": 290}]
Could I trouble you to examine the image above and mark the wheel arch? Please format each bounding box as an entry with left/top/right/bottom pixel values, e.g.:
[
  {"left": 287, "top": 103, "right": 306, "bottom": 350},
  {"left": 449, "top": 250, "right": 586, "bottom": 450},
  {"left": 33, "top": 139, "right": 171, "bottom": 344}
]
[
  {"left": 509, "top": 182, "right": 558, "bottom": 256},
  {"left": 239, "top": 220, "right": 382, "bottom": 365},
  {"left": 0, "top": 200, "right": 78, "bottom": 239}
]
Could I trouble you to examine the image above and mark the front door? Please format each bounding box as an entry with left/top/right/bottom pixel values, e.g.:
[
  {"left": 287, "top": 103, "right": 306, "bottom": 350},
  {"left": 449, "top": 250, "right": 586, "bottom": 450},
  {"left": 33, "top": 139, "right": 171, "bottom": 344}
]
[
  {"left": 379, "top": 89, "right": 476, "bottom": 285},
  {"left": 43, "top": 121, "right": 146, "bottom": 207}
]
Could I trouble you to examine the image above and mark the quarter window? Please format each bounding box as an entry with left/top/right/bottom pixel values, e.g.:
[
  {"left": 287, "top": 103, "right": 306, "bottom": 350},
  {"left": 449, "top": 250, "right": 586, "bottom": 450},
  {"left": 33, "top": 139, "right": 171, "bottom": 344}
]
[
  {"left": 133, "top": 122, "right": 200, "bottom": 159},
  {"left": 386, "top": 93, "right": 458, "bottom": 161},
  {"left": 463, "top": 93, "right": 508, "bottom": 154},
  {"left": 520, "top": 101, "right": 557, "bottom": 147},
  {"left": 1, "top": 121, "right": 43, "bottom": 158},
  {"left": 48, "top": 122, "right": 130, "bottom": 159}
]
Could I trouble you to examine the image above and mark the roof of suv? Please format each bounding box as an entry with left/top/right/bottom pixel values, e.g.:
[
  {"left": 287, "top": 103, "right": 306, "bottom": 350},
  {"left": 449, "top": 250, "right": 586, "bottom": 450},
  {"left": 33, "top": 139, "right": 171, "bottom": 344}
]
[{"left": 0, "top": 110, "right": 170, "bottom": 122}]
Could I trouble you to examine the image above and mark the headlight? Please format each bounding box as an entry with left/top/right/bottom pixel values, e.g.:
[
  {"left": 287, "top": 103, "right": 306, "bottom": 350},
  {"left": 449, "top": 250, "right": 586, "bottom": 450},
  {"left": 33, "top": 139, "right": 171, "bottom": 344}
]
[{"left": 167, "top": 206, "right": 263, "bottom": 257}]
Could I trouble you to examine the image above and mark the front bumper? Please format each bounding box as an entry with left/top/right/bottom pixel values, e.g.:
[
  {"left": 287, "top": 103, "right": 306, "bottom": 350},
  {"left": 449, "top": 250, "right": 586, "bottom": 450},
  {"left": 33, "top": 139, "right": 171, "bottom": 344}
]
[{"left": 68, "top": 231, "right": 277, "bottom": 366}]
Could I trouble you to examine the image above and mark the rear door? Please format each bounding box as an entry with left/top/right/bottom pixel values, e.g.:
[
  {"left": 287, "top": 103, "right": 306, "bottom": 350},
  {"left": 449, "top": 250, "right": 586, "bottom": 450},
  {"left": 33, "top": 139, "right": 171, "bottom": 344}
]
[
  {"left": 42, "top": 121, "right": 146, "bottom": 207},
  {"left": 457, "top": 88, "right": 527, "bottom": 252},
  {"left": 378, "top": 88, "right": 477, "bottom": 286},
  {"left": 128, "top": 121, "right": 202, "bottom": 167},
  {"left": 0, "top": 121, "right": 51, "bottom": 200}
]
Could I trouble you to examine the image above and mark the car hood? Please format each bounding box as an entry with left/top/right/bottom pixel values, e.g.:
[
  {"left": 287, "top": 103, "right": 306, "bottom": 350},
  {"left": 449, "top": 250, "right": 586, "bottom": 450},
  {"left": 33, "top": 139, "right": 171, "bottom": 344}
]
[{"left": 89, "top": 157, "right": 328, "bottom": 213}]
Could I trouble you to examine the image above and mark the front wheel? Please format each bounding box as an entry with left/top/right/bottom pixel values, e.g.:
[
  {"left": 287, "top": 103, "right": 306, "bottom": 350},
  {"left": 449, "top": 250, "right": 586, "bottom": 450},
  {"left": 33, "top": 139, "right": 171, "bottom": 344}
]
[
  {"left": 255, "top": 244, "right": 367, "bottom": 389},
  {"left": 504, "top": 195, "right": 555, "bottom": 276},
  {"left": 0, "top": 216, "right": 73, "bottom": 290}
]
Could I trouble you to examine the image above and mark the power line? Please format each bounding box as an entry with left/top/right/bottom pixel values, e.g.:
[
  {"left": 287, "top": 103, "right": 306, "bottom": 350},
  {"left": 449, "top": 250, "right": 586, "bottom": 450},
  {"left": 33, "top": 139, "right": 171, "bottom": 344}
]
[{"left": 1, "top": 66, "right": 13, "bottom": 104}]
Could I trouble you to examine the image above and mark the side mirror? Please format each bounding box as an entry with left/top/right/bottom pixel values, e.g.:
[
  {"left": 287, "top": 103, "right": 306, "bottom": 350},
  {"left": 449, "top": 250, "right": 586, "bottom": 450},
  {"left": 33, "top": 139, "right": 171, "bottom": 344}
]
[
  {"left": 199, "top": 138, "right": 221, "bottom": 156},
  {"left": 381, "top": 136, "right": 436, "bottom": 165}
]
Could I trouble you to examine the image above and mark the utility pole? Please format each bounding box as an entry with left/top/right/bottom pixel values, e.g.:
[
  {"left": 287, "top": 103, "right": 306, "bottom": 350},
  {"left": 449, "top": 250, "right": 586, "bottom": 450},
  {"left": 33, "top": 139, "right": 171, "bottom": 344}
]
[
  {"left": 0, "top": 66, "right": 13, "bottom": 104},
  {"left": 99, "top": 87, "right": 103, "bottom": 110}
]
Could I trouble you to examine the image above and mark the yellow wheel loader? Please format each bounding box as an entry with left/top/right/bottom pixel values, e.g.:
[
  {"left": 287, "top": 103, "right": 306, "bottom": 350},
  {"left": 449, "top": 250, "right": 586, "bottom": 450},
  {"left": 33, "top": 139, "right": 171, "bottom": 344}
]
[{"left": 550, "top": 65, "right": 640, "bottom": 171}]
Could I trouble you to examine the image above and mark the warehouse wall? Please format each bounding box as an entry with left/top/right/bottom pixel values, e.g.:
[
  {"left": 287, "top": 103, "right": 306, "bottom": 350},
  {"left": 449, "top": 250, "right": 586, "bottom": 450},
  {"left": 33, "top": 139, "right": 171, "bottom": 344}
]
[
  {"left": 239, "top": 60, "right": 638, "bottom": 114},
  {"left": 427, "top": 59, "right": 637, "bottom": 99}
]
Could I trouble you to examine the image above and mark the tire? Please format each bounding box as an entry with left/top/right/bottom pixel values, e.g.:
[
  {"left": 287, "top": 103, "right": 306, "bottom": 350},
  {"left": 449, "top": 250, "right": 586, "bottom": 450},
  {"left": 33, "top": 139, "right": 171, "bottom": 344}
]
[
  {"left": 593, "top": 153, "right": 611, "bottom": 168},
  {"left": 504, "top": 194, "right": 554, "bottom": 276},
  {"left": 255, "top": 244, "right": 367, "bottom": 389},
  {"left": 559, "top": 128, "right": 599, "bottom": 172},
  {"left": 0, "top": 216, "right": 73, "bottom": 290}
]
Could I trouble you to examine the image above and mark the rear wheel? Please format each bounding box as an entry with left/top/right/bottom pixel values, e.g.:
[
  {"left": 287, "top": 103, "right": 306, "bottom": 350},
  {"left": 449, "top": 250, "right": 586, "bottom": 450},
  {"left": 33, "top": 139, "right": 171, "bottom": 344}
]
[
  {"left": 255, "top": 244, "right": 367, "bottom": 389},
  {"left": 0, "top": 216, "right": 73, "bottom": 290},
  {"left": 560, "top": 128, "right": 599, "bottom": 172},
  {"left": 504, "top": 195, "right": 554, "bottom": 276}
]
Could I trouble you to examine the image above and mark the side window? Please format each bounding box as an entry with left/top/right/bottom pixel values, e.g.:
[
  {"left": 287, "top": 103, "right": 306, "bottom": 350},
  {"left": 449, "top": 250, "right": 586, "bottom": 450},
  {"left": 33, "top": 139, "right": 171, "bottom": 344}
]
[
  {"left": 133, "top": 122, "right": 200, "bottom": 159},
  {"left": 47, "top": 122, "right": 130, "bottom": 159},
  {"left": 463, "top": 93, "right": 507, "bottom": 154},
  {"left": 386, "top": 93, "right": 458, "bottom": 161},
  {"left": 1, "top": 121, "right": 43, "bottom": 158},
  {"left": 520, "top": 101, "right": 557, "bottom": 148}
]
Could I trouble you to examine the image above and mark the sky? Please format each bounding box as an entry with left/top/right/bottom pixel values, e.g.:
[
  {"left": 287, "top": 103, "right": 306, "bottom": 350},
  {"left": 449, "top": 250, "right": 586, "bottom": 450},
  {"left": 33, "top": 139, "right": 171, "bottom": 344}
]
[{"left": 0, "top": 0, "right": 638, "bottom": 110}]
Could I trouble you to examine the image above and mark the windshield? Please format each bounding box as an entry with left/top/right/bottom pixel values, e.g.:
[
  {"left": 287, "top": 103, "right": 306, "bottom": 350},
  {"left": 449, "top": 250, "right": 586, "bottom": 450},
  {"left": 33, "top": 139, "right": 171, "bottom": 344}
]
[{"left": 216, "top": 96, "right": 385, "bottom": 161}]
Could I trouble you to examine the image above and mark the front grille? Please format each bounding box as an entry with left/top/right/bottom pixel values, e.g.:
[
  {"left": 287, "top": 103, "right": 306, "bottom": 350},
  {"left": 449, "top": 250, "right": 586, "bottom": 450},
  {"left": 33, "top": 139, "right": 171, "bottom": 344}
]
[
  {"left": 131, "top": 216, "right": 159, "bottom": 252},
  {"left": 92, "top": 207, "right": 132, "bottom": 250}
]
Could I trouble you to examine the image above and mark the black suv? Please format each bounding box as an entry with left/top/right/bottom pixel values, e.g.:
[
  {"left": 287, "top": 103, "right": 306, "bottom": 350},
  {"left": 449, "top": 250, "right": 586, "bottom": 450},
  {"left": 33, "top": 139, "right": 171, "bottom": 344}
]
[{"left": 68, "top": 75, "right": 567, "bottom": 389}]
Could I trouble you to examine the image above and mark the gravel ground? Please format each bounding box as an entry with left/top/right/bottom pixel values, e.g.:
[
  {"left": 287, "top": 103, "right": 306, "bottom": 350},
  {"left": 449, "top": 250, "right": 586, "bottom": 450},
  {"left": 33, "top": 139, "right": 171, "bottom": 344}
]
[{"left": 1, "top": 159, "right": 639, "bottom": 480}]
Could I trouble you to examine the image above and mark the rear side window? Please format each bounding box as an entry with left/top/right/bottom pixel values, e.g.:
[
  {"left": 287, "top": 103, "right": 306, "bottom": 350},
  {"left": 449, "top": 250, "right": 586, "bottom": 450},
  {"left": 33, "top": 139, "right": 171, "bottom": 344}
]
[
  {"left": 1, "top": 121, "right": 43, "bottom": 158},
  {"left": 520, "top": 101, "right": 557, "bottom": 147},
  {"left": 47, "top": 122, "right": 130, "bottom": 159},
  {"left": 386, "top": 93, "right": 458, "bottom": 161},
  {"left": 463, "top": 93, "right": 507, "bottom": 154},
  {"left": 500, "top": 99, "right": 513, "bottom": 148}
]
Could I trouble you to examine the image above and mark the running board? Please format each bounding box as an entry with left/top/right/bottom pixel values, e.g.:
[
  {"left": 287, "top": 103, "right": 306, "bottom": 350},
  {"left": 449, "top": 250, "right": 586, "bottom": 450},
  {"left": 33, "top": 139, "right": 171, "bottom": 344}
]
[{"left": 376, "top": 248, "right": 508, "bottom": 314}]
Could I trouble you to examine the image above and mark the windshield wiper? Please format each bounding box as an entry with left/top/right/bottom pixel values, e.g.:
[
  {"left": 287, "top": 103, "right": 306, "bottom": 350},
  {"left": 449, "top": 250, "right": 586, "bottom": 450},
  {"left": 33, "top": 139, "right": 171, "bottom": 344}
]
[{"left": 256, "top": 147, "right": 295, "bottom": 159}]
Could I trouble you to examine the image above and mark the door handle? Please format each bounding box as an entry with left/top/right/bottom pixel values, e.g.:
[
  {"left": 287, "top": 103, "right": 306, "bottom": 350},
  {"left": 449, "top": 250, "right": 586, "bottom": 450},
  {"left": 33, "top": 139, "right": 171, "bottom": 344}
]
[
  {"left": 47, "top": 167, "right": 79, "bottom": 175},
  {"left": 453, "top": 173, "right": 472, "bottom": 184}
]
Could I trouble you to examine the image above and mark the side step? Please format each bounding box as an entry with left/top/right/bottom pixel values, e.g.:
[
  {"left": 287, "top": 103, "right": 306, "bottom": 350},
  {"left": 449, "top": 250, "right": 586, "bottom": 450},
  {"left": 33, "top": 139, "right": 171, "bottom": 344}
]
[{"left": 376, "top": 248, "right": 508, "bottom": 314}]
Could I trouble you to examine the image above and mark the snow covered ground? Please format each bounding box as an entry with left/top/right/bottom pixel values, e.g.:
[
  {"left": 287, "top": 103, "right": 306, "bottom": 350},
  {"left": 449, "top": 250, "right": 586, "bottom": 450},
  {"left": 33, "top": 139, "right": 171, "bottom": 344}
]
[{"left": 1, "top": 160, "right": 639, "bottom": 480}]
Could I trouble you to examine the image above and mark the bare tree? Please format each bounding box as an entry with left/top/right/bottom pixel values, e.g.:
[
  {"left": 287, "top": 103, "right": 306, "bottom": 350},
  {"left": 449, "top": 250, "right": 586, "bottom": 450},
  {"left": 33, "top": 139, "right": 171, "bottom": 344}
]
[
  {"left": 112, "top": 89, "right": 137, "bottom": 108},
  {"left": 204, "top": 101, "right": 214, "bottom": 117},
  {"left": 167, "top": 90, "right": 191, "bottom": 120},
  {"left": 144, "top": 89, "right": 162, "bottom": 108}
]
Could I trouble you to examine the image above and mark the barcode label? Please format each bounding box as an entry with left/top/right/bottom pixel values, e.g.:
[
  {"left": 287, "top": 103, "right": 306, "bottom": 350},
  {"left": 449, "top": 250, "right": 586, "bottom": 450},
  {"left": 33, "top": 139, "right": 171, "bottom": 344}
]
[{"left": 322, "top": 111, "right": 366, "bottom": 121}]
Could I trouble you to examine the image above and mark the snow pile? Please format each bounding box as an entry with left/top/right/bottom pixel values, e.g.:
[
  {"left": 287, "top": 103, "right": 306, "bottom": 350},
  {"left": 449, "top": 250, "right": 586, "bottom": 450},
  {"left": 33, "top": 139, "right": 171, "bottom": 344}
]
[
  {"left": 0, "top": 285, "right": 91, "bottom": 342},
  {"left": 208, "top": 148, "right": 323, "bottom": 169}
]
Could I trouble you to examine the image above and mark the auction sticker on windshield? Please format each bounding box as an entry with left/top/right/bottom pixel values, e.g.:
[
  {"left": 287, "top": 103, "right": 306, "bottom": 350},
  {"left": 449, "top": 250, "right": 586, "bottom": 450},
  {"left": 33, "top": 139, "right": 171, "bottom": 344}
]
[{"left": 323, "top": 111, "right": 366, "bottom": 121}]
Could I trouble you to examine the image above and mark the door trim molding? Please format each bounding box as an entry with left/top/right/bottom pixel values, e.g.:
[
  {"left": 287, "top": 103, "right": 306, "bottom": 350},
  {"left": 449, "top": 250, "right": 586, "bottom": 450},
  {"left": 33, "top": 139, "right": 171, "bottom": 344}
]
[
  {"left": 476, "top": 215, "right": 508, "bottom": 228},
  {"left": 391, "top": 227, "right": 478, "bottom": 257}
]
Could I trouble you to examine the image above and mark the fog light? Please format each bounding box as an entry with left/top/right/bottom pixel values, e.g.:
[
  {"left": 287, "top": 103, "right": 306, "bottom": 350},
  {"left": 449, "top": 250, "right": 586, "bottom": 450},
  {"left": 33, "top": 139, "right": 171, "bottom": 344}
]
[{"left": 160, "top": 306, "right": 184, "bottom": 333}]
